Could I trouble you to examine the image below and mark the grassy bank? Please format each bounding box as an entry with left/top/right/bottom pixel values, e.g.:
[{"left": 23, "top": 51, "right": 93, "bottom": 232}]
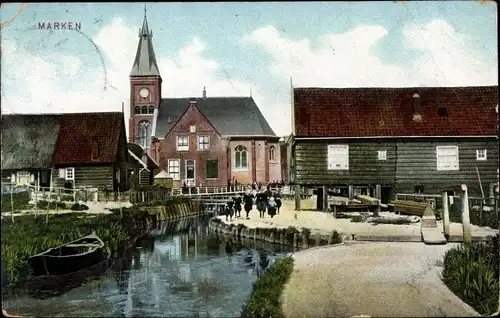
[
  {"left": 1, "top": 191, "right": 32, "bottom": 212},
  {"left": 240, "top": 257, "right": 294, "bottom": 318},
  {"left": 442, "top": 234, "right": 499, "bottom": 315},
  {"left": 1, "top": 197, "right": 195, "bottom": 285}
]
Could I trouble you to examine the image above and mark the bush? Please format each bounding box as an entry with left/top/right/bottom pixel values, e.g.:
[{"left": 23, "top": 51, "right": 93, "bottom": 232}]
[
  {"left": 301, "top": 227, "right": 311, "bottom": 239},
  {"left": 71, "top": 203, "right": 89, "bottom": 211},
  {"left": 36, "top": 200, "right": 67, "bottom": 210},
  {"left": 241, "top": 257, "right": 294, "bottom": 318},
  {"left": 1, "top": 191, "right": 31, "bottom": 212},
  {"left": 330, "top": 230, "right": 343, "bottom": 244},
  {"left": 442, "top": 235, "right": 499, "bottom": 315}
]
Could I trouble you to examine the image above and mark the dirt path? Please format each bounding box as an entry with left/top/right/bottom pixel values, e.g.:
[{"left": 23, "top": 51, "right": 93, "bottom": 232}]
[{"left": 281, "top": 242, "right": 480, "bottom": 317}]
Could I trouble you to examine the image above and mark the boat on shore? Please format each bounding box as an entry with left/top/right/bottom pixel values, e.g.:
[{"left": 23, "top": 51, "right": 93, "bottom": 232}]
[{"left": 28, "top": 232, "right": 105, "bottom": 276}]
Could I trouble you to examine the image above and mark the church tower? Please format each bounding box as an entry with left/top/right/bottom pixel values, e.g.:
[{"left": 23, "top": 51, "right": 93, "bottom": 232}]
[{"left": 129, "top": 6, "right": 162, "bottom": 149}]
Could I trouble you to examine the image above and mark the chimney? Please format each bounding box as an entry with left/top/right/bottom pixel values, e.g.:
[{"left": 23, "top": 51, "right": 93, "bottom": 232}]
[
  {"left": 412, "top": 93, "right": 422, "bottom": 122},
  {"left": 203, "top": 86, "right": 206, "bottom": 99}
]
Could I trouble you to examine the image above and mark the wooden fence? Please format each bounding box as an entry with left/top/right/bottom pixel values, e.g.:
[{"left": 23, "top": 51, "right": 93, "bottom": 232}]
[{"left": 396, "top": 192, "right": 499, "bottom": 229}]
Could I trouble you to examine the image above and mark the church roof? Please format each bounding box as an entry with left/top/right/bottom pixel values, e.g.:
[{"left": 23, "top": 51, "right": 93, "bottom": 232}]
[
  {"left": 155, "top": 97, "right": 277, "bottom": 138},
  {"left": 130, "top": 10, "right": 160, "bottom": 77}
]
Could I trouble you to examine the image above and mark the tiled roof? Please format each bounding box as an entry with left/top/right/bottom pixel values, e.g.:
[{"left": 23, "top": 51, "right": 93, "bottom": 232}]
[
  {"left": 53, "top": 112, "right": 125, "bottom": 166},
  {"left": 1, "top": 114, "right": 61, "bottom": 170},
  {"left": 294, "top": 86, "right": 498, "bottom": 137},
  {"left": 155, "top": 97, "right": 276, "bottom": 137}
]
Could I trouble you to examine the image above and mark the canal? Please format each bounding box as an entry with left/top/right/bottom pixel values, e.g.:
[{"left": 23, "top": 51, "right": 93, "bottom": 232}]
[{"left": 2, "top": 216, "right": 294, "bottom": 317}]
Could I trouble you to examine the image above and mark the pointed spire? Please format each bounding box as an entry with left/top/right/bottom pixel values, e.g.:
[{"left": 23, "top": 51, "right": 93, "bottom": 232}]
[{"left": 130, "top": 5, "right": 161, "bottom": 77}]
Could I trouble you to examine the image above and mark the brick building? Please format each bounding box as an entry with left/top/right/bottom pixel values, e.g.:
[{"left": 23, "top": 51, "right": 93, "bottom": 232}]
[{"left": 128, "top": 11, "right": 280, "bottom": 188}]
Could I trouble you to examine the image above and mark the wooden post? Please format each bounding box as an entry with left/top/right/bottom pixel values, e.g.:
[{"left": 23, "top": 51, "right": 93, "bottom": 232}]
[
  {"left": 119, "top": 189, "right": 123, "bottom": 218},
  {"left": 10, "top": 189, "right": 15, "bottom": 223},
  {"left": 322, "top": 185, "right": 328, "bottom": 212},
  {"left": 375, "top": 184, "right": 381, "bottom": 200},
  {"left": 442, "top": 191, "right": 450, "bottom": 238},
  {"left": 45, "top": 201, "right": 49, "bottom": 225},
  {"left": 294, "top": 184, "right": 301, "bottom": 211},
  {"left": 460, "top": 184, "right": 472, "bottom": 246}
]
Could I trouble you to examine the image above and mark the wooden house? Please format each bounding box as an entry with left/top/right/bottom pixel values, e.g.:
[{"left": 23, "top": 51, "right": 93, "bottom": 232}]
[
  {"left": 292, "top": 86, "right": 499, "bottom": 208},
  {"left": 51, "top": 112, "right": 130, "bottom": 191},
  {"left": 127, "top": 143, "right": 159, "bottom": 188},
  {"left": 1, "top": 115, "right": 60, "bottom": 189}
]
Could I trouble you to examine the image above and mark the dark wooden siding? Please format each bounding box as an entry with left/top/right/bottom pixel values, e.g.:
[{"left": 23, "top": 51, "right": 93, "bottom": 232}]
[
  {"left": 294, "top": 140, "right": 396, "bottom": 185},
  {"left": 395, "top": 139, "right": 499, "bottom": 196},
  {"left": 52, "top": 166, "right": 114, "bottom": 189},
  {"left": 116, "top": 122, "right": 129, "bottom": 190},
  {"left": 294, "top": 138, "right": 498, "bottom": 196},
  {"left": 139, "top": 169, "right": 153, "bottom": 185}
]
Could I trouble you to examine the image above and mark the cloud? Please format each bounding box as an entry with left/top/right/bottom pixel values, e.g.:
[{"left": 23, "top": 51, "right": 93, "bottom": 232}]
[
  {"left": 1, "top": 18, "right": 496, "bottom": 140},
  {"left": 242, "top": 19, "right": 497, "bottom": 88},
  {"left": 402, "top": 20, "right": 498, "bottom": 86},
  {"left": 1, "top": 18, "right": 269, "bottom": 136}
]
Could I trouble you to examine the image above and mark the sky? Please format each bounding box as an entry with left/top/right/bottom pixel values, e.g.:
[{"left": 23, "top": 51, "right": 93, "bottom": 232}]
[{"left": 0, "top": 1, "right": 497, "bottom": 138}]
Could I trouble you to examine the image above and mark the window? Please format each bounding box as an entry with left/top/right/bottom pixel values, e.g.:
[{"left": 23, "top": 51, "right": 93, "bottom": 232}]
[
  {"left": 190, "top": 125, "right": 196, "bottom": 133},
  {"left": 177, "top": 136, "right": 189, "bottom": 151},
  {"left": 16, "top": 171, "right": 30, "bottom": 185},
  {"left": 148, "top": 106, "right": 154, "bottom": 114},
  {"left": 65, "top": 167, "right": 75, "bottom": 181},
  {"left": 235, "top": 145, "right": 248, "bottom": 170},
  {"left": 206, "top": 159, "right": 218, "bottom": 179},
  {"left": 378, "top": 150, "right": 387, "bottom": 160},
  {"left": 269, "top": 145, "right": 276, "bottom": 162},
  {"left": 197, "top": 136, "right": 210, "bottom": 151},
  {"left": 141, "top": 106, "right": 147, "bottom": 114},
  {"left": 134, "top": 106, "right": 141, "bottom": 114},
  {"left": 476, "top": 149, "right": 487, "bottom": 161},
  {"left": 436, "top": 146, "right": 459, "bottom": 171},
  {"left": 168, "top": 159, "right": 180, "bottom": 180},
  {"left": 327, "top": 145, "right": 349, "bottom": 170},
  {"left": 138, "top": 120, "right": 151, "bottom": 149}
]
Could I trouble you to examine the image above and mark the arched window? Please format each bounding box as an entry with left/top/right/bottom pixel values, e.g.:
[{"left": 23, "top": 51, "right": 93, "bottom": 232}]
[
  {"left": 138, "top": 120, "right": 151, "bottom": 149},
  {"left": 141, "top": 106, "right": 147, "bottom": 114},
  {"left": 148, "top": 106, "right": 155, "bottom": 114},
  {"left": 235, "top": 145, "right": 248, "bottom": 169},
  {"left": 269, "top": 145, "right": 276, "bottom": 162},
  {"left": 134, "top": 106, "right": 141, "bottom": 114}
]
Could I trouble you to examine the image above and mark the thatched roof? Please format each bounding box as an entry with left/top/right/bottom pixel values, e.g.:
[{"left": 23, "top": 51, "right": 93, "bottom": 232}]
[{"left": 1, "top": 114, "right": 61, "bottom": 170}]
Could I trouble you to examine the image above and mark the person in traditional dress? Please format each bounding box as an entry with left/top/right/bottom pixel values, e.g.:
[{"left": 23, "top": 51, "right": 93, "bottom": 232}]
[
  {"left": 274, "top": 190, "right": 282, "bottom": 214},
  {"left": 243, "top": 188, "right": 254, "bottom": 219},
  {"left": 267, "top": 196, "right": 277, "bottom": 218},
  {"left": 233, "top": 193, "right": 242, "bottom": 218},
  {"left": 225, "top": 198, "right": 234, "bottom": 221},
  {"left": 256, "top": 189, "right": 268, "bottom": 218}
]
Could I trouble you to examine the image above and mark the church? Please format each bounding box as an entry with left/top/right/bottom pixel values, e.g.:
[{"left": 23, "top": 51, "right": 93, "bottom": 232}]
[{"left": 128, "top": 11, "right": 281, "bottom": 188}]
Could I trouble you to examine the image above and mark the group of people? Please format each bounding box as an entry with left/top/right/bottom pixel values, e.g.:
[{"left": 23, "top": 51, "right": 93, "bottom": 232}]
[{"left": 224, "top": 185, "right": 283, "bottom": 221}]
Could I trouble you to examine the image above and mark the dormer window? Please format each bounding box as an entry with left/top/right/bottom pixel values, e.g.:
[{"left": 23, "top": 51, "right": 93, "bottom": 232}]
[{"left": 91, "top": 138, "right": 100, "bottom": 161}]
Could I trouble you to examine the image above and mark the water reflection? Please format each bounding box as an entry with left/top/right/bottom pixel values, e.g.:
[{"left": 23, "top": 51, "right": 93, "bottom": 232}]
[{"left": 3, "top": 216, "right": 292, "bottom": 317}]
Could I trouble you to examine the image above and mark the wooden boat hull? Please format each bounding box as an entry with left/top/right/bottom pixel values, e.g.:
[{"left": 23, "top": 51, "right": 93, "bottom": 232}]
[
  {"left": 28, "top": 232, "right": 106, "bottom": 277},
  {"left": 29, "top": 248, "right": 105, "bottom": 276}
]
